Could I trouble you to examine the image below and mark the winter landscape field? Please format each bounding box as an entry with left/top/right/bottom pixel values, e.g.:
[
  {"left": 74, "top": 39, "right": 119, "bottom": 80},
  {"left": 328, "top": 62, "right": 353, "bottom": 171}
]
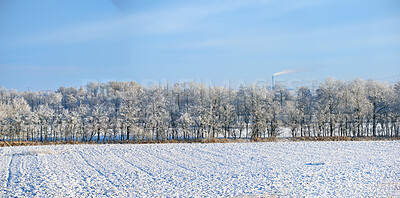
[
  {"left": 1, "top": 141, "right": 399, "bottom": 197},
  {"left": 1, "top": 1, "right": 399, "bottom": 197}
]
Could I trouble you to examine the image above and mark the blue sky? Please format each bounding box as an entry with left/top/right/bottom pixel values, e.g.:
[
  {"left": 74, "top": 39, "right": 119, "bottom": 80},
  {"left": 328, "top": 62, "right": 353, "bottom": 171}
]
[{"left": 0, "top": 0, "right": 399, "bottom": 91}]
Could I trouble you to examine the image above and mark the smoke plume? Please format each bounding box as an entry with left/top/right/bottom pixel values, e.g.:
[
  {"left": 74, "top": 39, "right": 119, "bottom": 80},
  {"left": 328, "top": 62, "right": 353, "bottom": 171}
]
[{"left": 273, "top": 68, "right": 305, "bottom": 76}]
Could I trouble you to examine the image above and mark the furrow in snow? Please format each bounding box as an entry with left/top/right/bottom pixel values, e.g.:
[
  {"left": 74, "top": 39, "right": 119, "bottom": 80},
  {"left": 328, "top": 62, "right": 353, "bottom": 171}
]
[
  {"left": 5, "top": 152, "right": 13, "bottom": 188},
  {"left": 76, "top": 150, "right": 119, "bottom": 190},
  {"left": 143, "top": 146, "right": 207, "bottom": 178},
  {"left": 0, "top": 141, "right": 399, "bottom": 197},
  {"left": 111, "top": 151, "right": 157, "bottom": 180}
]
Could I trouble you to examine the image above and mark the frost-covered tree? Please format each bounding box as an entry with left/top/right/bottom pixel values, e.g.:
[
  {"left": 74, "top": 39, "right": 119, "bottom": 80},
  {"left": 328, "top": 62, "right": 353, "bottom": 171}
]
[
  {"left": 0, "top": 79, "right": 398, "bottom": 142},
  {"left": 392, "top": 82, "right": 400, "bottom": 136},
  {"left": 0, "top": 102, "right": 11, "bottom": 140},
  {"left": 235, "top": 86, "right": 250, "bottom": 138},
  {"left": 296, "top": 86, "right": 314, "bottom": 137},
  {"left": 219, "top": 87, "right": 236, "bottom": 138},
  {"left": 120, "top": 82, "right": 143, "bottom": 140},
  {"left": 248, "top": 85, "right": 269, "bottom": 138},
  {"left": 10, "top": 98, "right": 32, "bottom": 141},
  {"left": 285, "top": 100, "right": 301, "bottom": 137},
  {"left": 36, "top": 104, "right": 54, "bottom": 141},
  {"left": 316, "top": 78, "right": 342, "bottom": 136},
  {"left": 366, "top": 80, "right": 391, "bottom": 137},
  {"left": 348, "top": 79, "right": 371, "bottom": 137},
  {"left": 145, "top": 86, "right": 169, "bottom": 140},
  {"left": 178, "top": 112, "right": 193, "bottom": 139}
]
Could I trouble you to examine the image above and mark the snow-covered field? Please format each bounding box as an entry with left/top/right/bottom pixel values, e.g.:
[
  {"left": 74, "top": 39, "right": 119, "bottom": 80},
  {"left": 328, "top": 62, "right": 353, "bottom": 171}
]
[{"left": 0, "top": 141, "right": 399, "bottom": 197}]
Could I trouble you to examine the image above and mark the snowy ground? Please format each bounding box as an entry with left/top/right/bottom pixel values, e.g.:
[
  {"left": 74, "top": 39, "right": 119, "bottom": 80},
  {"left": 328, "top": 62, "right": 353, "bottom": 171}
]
[{"left": 0, "top": 141, "right": 399, "bottom": 197}]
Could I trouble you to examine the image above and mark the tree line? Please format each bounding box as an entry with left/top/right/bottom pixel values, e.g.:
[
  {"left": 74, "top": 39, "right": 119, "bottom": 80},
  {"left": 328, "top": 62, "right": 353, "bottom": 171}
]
[{"left": 0, "top": 78, "right": 399, "bottom": 142}]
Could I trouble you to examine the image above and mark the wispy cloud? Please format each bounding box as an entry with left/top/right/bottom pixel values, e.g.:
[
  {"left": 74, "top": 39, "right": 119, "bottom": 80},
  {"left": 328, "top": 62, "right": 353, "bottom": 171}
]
[
  {"left": 169, "top": 15, "right": 400, "bottom": 52},
  {"left": 0, "top": 64, "right": 82, "bottom": 75},
  {"left": 8, "top": 0, "right": 323, "bottom": 47}
]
